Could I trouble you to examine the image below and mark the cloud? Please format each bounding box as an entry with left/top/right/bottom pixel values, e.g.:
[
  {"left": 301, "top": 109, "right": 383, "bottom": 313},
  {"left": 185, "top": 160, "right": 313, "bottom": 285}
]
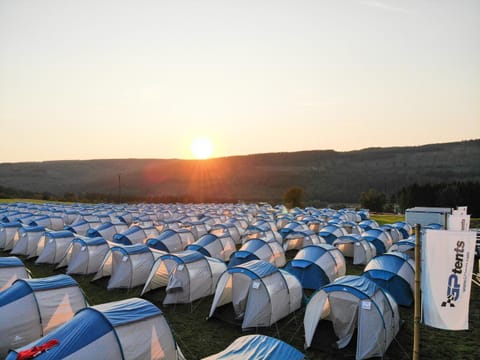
[{"left": 360, "top": 1, "right": 410, "bottom": 14}]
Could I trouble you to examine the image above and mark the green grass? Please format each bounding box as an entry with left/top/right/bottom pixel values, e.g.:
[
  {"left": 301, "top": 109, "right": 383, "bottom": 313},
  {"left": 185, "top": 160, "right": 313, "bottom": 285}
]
[
  {"left": 3, "top": 248, "right": 479, "bottom": 359},
  {"left": 371, "top": 213, "right": 405, "bottom": 225}
]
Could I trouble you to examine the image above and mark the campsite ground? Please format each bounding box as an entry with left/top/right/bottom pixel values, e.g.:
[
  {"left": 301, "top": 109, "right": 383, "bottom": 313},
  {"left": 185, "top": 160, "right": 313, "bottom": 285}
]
[{"left": 1, "top": 212, "right": 479, "bottom": 359}]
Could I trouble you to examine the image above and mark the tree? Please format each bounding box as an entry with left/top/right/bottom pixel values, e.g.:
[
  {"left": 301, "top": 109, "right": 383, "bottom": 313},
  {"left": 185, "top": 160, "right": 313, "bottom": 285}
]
[
  {"left": 359, "top": 188, "right": 386, "bottom": 212},
  {"left": 284, "top": 187, "right": 305, "bottom": 209}
]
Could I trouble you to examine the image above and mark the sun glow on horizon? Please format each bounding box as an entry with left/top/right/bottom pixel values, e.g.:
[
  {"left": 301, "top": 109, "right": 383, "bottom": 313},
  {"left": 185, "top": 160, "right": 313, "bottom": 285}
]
[{"left": 190, "top": 137, "right": 214, "bottom": 160}]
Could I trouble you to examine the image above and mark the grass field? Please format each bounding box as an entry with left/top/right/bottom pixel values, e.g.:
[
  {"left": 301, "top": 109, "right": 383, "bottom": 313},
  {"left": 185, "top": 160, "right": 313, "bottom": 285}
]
[{"left": 1, "top": 213, "right": 479, "bottom": 359}]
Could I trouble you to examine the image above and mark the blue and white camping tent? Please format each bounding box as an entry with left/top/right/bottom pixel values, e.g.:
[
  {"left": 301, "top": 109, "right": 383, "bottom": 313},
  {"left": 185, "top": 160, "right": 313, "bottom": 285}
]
[
  {"left": 0, "top": 274, "right": 88, "bottom": 357},
  {"left": 304, "top": 275, "right": 400, "bottom": 360},
  {"left": 141, "top": 250, "right": 227, "bottom": 304},
  {"left": 380, "top": 224, "right": 402, "bottom": 243},
  {"left": 228, "top": 238, "right": 286, "bottom": 268},
  {"left": 283, "top": 230, "right": 325, "bottom": 251},
  {"left": 35, "top": 230, "right": 75, "bottom": 264},
  {"left": 300, "top": 216, "right": 327, "bottom": 233},
  {"left": 361, "top": 228, "right": 393, "bottom": 255},
  {"left": 186, "top": 233, "right": 236, "bottom": 262},
  {"left": 183, "top": 220, "right": 210, "bottom": 239},
  {"left": 358, "top": 209, "right": 370, "bottom": 221},
  {"left": 391, "top": 221, "right": 413, "bottom": 239},
  {"left": 1, "top": 211, "right": 32, "bottom": 223},
  {"left": 64, "top": 219, "right": 101, "bottom": 236},
  {"left": 210, "top": 223, "right": 243, "bottom": 244},
  {"left": 0, "top": 222, "right": 22, "bottom": 250},
  {"left": 146, "top": 228, "right": 196, "bottom": 253},
  {"left": 275, "top": 214, "right": 294, "bottom": 231},
  {"left": 332, "top": 234, "right": 362, "bottom": 258},
  {"left": 10, "top": 225, "right": 45, "bottom": 257},
  {"left": 358, "top": 219, "right": 379, "bottom": 232},
  {"left": 338, "top": 221, "right": 363, "bottom": 235},
  {"left": 202, "top": 335, "right": 304, "bottom": 360},
  {"left": 86, "top": 221, "right": 129, "bottom": 241},
  {"left": 209, "top": 260, "right": 302, "bottom": 330},
  {"left": 6, "top": 298, "right": 184, "bottom": 360},
  {"left": 284, "top": 244, "right": 346, "bottom": 290},
  {"left": 113, "top": 225, "right": 161, "bottom": 245},
  {"left": 388, "top": 237, "right": 416, "bottom": 259},
  {"left": 241, "top": 221, "right": 282, "bottom": 245},
  {"left": 362, "top": 251, "right": 415, "bottom": 307},
  {"left": 279, "top": 221, "right": 310, "bottom": 239},
  {"left": 0, "top": 256, "right": 30, "bottom": 291},
  {"left": 93, "top": 244, "right": 162, "bottom": 289},
  {"left": 57, "top": 236, "right": 110, "bottom": 275},
  {"left": 318, "top": 224, "right": 347, "bottom": 245},
  {"left": 28, "top": 215, "right": 64, "bottom": 231}
]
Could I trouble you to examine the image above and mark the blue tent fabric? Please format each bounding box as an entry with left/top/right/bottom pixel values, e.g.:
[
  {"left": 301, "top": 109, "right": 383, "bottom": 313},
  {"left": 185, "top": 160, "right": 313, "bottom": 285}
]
[
  {"left": 94, "top": 297, "right": 162, "bottom": 327},
  {"left": 0, "top": 281, "right": 32, "bottom": 306},
  {"left": 65, "top": 221, "right": 88, "bottom": 233},
  {"left": 228, "top": 260, "right": 278, "bottom": 279},
  {"left": 72, "top": 237, "right": 107, "bottom": 247},
  {"left": 87, "top": 222, "right": 113, "bottom": 237},
  {"left": 111, "top": 244, "right": 150, "bottom": 256},
  {"left": 113, "top": 226, "right": 143, "bottom": 245},
  {"left": 0, "top": 275, "right": 78, "bottom": 307},
  {"left": 47, "top": 230, "right": 74, "bottom": 239},
  {"left": 322, "top": 275, "right": 381, "bottom": 300},
  {"left": 146, "top": 238, "right": 169, "bottom": 252},
  {"left": 285, "top": 261, "right": 329, "bottom": 290},
  {"left": 228, "top": 239, "right": 271, "bottom": 268},
  {"left": 363, "top": 252, "right": 414, "bottom": 306},
  {"left": 20, "top": 225, "right": 45, "bottom": 233},
  {"left": 228, "top": 252, "right": 259, "bottom": 267},
  {"left": 204, "top": 334, "right": 304, "bottom": 360},
  {"left": 0, "top": 222, "right": 22, "bottom": 228},
  {"left": 0, "top": 256, "right": 24, "bottom": 268},
  {"left": 20, "top": 274, "right": 78, "bottom": 291},
  {"left": 160, "top": 250, "right": 205, "bottom": 265}
]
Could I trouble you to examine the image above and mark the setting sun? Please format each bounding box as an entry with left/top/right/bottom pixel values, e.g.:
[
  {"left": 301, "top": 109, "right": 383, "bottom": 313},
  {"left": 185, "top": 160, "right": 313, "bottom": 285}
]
[{"left": 191, "top": 137, "right": 214, "bottom": 159}]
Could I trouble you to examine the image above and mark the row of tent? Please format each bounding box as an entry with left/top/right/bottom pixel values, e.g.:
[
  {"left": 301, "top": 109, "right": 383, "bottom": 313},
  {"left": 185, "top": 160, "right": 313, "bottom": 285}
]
[
  {"left": 1, "top": 249, "right": 414, "bottom": 360},
  {"left": 0, "top": 266, "right": 307, "bottom": 360},
  {"left": 1, "top": 202, "right": 418, "bottom": 359}
]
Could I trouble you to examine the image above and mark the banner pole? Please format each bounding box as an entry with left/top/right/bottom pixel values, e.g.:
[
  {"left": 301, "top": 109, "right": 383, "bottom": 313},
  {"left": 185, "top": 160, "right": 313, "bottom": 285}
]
[{"left": 413, "top": 223, "right": 421, "bottom": 360}]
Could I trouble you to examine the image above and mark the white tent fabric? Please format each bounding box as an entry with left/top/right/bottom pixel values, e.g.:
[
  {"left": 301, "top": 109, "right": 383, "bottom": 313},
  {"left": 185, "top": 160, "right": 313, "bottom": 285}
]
[
  {"left": 353, "top": 239, "right": 377, "bottom": 265},
  {"left": 210, "top": 223, "right": 242, "bottom": 245},
  {"left": 35, "top": 230, "right": 76, "bottom": 264},
  {"left": 141, "top": 250, "right": 227, "bottom": 304},
  {"left": 0, "top": 222, "right": 23, "bottom": 251},
  {"left": 283, "top": 230, "right": 325, "bottom": 251},
  {"left": 57, "top": 237, "right": 111, "bottom": 275},
  {"left": 10, "top": 225, "right": 46, "bottom": 256},
  {"left": 93, "top": 244, "right": 163, "bottom": 289},
  {"left": 0, "top": 257, "right": 30, "bottom": 291}
]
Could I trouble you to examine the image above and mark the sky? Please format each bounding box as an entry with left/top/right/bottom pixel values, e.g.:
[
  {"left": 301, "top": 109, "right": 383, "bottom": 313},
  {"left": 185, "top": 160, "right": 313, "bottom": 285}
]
[{"left": 0, "top": 0, "right": 479, "bottom": 162}]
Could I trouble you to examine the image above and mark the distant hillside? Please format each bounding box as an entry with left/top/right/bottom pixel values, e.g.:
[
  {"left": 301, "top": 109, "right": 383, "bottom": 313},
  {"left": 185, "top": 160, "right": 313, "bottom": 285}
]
[{"left": 0, "top": 139, "right": 479, "bottom": 203}]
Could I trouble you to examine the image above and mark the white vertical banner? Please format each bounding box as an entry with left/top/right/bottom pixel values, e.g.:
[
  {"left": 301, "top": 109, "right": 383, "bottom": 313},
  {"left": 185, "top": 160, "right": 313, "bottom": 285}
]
[{"left": 422, "top": 229, "right": 476, "bottom": 330}]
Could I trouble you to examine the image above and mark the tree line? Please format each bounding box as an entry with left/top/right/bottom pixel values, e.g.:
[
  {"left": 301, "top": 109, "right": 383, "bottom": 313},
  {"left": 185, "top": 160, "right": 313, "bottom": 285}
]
[{"left": 359, "top": 181, "right": 480, "bottom": 217}]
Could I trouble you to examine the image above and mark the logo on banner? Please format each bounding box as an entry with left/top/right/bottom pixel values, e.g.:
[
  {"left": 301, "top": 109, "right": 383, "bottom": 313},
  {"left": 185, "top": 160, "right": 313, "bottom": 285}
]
[{"left": 441, "top": 241, "right": 465, "bottom": 308}]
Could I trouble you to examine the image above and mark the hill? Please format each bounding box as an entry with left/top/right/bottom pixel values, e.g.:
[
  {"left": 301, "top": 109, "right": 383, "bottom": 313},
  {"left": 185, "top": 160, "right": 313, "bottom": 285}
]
[{"left": 0, "top": 139, "right": 479, "bottom": 203}]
